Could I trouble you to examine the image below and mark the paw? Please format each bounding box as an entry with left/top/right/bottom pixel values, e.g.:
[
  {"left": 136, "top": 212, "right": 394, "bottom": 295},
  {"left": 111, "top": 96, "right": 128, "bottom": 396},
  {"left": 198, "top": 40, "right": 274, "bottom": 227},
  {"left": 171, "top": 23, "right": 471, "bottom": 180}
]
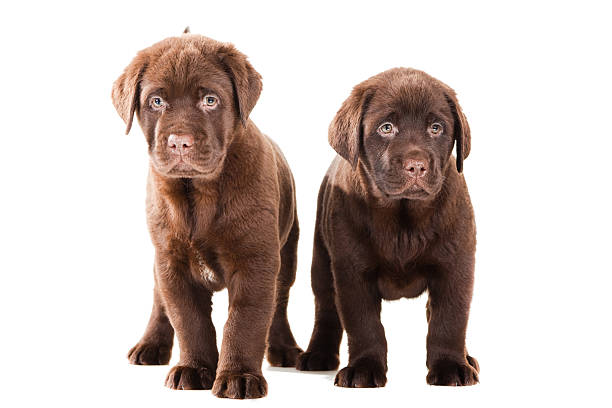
[
  {"left": 426, "top": 355, "right": 479, "bottom": 386},
  {"left": 334, "top": 361, "right": 387, "bottom": 388},
  {"left": 127, "top": 342, "right": 171, "bottom": 365},
  {"left": 212, "top": 372, "right": 267, "bottom": 399},
  {"left": 164, "top": 365, "right": 215, "bottom": 390},
  {"left": 267, "top": 345, "right": 303, "bottom": 367},
  {"left": 296, "top": 351, "right": 340, "bottom": 371}
]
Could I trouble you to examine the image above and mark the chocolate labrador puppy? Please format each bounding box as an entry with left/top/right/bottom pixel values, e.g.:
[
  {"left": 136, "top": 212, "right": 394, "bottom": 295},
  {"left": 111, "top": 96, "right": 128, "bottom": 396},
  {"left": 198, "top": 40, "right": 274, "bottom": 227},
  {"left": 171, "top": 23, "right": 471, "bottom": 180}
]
[
  {"left": 111, "top": 31, "right": 302, "bottom": 399},
  {"left": 296, "top": 68, "right": 479, "bottom": 387}
]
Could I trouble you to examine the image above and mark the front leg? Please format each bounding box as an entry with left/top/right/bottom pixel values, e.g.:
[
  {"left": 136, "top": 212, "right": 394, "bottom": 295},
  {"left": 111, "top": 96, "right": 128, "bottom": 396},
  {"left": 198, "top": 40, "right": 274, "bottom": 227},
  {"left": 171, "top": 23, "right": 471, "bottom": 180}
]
[
  {"left": 332, "top": 257, "right": 387, "bottom": 388},
  {"left": 212, "top": 250, "right": 279, "bottom": 399},
  {"left": 425, "top": 258, "right": 479, "bottom": 386},
  {"left": 127, "top": 277, "right": 174, "bottom": 365},
  {"left": 155, "top": 251, "right": 218, "bottom": 390}
]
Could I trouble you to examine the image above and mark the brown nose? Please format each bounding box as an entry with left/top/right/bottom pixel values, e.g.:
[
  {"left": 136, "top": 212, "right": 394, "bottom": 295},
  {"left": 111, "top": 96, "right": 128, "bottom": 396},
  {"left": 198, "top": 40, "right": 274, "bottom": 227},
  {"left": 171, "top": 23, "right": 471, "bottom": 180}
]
[
  {"left": 167, "top": 134, "right": 194, "bottom": 155},
  {"left": 404, "top": 159, "right": 427, "bottom": 178}
]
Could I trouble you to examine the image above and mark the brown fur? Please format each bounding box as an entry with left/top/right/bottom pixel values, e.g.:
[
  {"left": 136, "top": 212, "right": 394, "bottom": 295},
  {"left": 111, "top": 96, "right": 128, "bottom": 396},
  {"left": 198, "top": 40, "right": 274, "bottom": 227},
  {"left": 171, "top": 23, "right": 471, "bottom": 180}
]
[
  {"left": 112, "top": 33, "right": 302, "bottom": 399},
  {"left": 296, "top": 68, "right": 479, "bottom": 387}
]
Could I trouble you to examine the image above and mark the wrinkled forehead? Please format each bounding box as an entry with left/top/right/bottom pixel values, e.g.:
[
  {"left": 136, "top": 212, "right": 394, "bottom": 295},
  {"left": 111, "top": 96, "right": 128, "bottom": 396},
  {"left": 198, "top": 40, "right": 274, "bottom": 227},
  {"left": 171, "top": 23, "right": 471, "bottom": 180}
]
[
  {"left": 367, "top": 77, "right": 451, "bottom": 122},
  {"left": 140, "top": 45, "right": 233, "bottom": 100}
]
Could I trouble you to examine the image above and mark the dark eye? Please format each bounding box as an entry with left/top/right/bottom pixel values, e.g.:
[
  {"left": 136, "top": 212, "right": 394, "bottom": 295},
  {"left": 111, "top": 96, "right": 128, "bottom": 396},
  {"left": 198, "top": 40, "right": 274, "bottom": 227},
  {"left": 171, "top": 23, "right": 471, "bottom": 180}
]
[
  {"left": 429, "top": 123, "right": 443, "bottom": 136},
  {"left": 150, "top": 96, "right": 165, "bottom": 110},
  {"left": 378, "top": 122, "right": 395, "bottom": 136},
  {"left": 203, "top": 95, "right": 218, "bottom": 107}
]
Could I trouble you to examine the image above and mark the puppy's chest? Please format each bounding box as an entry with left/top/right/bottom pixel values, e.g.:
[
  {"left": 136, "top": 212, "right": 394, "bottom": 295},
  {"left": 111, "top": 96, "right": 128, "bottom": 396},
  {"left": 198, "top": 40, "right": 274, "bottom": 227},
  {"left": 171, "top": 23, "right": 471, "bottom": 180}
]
[
  {"left": 371, "top": 217, "right": 436, "bottom": 265},
  {"left": 182, "top": 216, "right": 227, "bottom": 290},
  {"left": 169, "top": 197, "right": 218, "bottom": 240},
  {"left": 188, "top": 244, "right": 226, "bottom": 291},
  {"left": 156, "top": 193, "right": 227, "bottom": 290},
  {"left": 370, "top": 217, "right": 437, "bottom": 300}
]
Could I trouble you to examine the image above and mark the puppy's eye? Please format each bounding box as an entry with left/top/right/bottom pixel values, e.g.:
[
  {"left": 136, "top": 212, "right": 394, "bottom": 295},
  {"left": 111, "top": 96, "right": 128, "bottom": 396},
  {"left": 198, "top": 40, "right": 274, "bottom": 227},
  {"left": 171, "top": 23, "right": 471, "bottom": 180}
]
[
  {"left": 203, "top": 95, "right": 218, "bottom": 108},
  {"left": 150, "top": 96, "right": 166, "bottom": 110},
  {"left": 429, "top": 123, "right": 443, "bottom": 136},
  {"left": 378, "top": 122, "right": 395, "bottom": 136}
]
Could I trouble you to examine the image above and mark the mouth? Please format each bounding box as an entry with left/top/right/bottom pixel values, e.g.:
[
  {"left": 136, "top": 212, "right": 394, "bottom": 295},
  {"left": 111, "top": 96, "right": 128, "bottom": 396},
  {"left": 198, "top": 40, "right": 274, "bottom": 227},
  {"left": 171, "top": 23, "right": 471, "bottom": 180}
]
[
  {"left": 382, "top": 179, "right": 432, "bottom": 200},
  {"left": 156, "top": 156, "right": 220, "bottom": 178},
  {"left": 167, "top": 165, "right": 202, "bottom": 177},
  {"left": 172, "top": 161, "right": 195, "bottom": 172}
]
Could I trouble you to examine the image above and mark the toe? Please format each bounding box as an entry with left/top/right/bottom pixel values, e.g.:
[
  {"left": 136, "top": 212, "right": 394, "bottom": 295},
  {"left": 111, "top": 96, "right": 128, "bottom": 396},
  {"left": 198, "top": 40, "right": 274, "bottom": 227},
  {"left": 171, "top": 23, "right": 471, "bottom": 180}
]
[
  {"left": 297, "top": 351, "right": 340, "bottom": 371},
  {"left": 212, "top": 372, "right": 267, "bottom": 399},
  {"left": 165, "top": 365, "right": 214, "bottom": 390},
  {"left": 127, "top": 343, "right": 171, "bottom": 365}
]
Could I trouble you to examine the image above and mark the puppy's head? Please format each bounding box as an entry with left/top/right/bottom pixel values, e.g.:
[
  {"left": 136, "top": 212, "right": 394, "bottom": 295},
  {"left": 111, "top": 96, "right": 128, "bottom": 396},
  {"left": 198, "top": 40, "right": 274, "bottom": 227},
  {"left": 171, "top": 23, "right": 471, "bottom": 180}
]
[
  {"left": 329, "top": 68, "right": 471, "bottom": 200},
  {"left": 112, "top": 34, "right": 262, "bottom": 178}
]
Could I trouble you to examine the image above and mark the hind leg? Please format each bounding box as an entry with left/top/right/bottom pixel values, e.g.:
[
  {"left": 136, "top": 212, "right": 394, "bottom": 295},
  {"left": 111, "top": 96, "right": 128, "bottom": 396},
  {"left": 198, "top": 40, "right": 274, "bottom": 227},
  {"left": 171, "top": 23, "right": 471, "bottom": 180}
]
[
  {"left": 296, "top": 224, "right": 343, "bottom": 371},
  {"left": 127, "top": 271, "right": 175, "bottom": 365},
  {"left": 266, "top": 219, "right": 303, "bottom": 367}
]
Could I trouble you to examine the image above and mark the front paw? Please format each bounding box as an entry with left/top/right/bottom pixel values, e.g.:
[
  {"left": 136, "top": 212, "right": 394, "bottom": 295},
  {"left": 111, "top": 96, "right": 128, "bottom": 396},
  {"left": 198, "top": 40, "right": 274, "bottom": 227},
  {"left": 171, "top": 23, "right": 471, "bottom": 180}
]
[
  {"left": 267, "top": 345, "right": 303, "bottom": 367},
  {"left": 165, "top": 365, "right": 215, "bottom": 390},
  {"left": 212, "top": 371, "right": 267, "bottom": 399},
  {"left": 296, "top": 350, "right": 340, "bottom": 371},
  {"left": 127, "top": 342, "right": 171, "bottom": 365},
  {"left": 334, "top": 360, "right": 387, "bottom": 388},
  {"left": 427, "top": 355, "right": 479, "bottom": 386}
]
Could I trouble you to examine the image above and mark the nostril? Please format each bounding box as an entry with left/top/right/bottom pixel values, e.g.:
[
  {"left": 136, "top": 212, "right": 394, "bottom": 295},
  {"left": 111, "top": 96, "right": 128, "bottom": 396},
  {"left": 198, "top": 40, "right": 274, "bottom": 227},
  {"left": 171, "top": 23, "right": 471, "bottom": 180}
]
[
  {"left": 168, "top": 134, "right": 178, "bottom": 149},
  {"left": 404, "top": 159, "right": 428, "bottom": 177},
  {"left": 168, "top": 134, "right": 194, "bottom": 153}
]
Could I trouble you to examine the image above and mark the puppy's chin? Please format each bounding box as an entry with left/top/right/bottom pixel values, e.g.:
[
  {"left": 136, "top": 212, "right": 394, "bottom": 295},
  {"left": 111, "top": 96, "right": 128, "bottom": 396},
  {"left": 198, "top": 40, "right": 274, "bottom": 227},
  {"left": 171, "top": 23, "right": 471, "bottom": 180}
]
[{"left": 151, "top": 155, "right": 225, "bottom": 179}]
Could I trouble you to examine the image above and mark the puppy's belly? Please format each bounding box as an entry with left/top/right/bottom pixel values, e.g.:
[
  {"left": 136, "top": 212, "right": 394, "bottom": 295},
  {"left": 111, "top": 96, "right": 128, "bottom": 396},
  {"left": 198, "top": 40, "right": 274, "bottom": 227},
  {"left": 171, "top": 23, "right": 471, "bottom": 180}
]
[{"left": 377, "top": 275, "right": 427, "bottom": 300}]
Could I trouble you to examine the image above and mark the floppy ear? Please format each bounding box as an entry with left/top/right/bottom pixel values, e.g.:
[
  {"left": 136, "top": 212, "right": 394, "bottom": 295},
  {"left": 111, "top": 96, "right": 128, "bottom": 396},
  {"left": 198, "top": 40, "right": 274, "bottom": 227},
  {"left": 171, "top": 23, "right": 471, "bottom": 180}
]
[
  {"left": 218, "top": 45, "right": 262, "bottom": 126},
  {"left": 443, "top": 88, "right": 471, "bottom": 173},
  {"left": 111, "top": 54, "right": 148, "bottom": 135},
  {"left": 328, "top": 85, "right": 372, "bottom": 169}
]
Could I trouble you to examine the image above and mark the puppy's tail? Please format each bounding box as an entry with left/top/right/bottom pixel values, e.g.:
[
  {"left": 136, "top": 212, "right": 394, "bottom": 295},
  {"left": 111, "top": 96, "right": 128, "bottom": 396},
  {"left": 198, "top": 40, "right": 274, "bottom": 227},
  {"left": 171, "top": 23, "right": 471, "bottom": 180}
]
[{"left": 183, "top": 26, "right": 190, "bottom": 34}]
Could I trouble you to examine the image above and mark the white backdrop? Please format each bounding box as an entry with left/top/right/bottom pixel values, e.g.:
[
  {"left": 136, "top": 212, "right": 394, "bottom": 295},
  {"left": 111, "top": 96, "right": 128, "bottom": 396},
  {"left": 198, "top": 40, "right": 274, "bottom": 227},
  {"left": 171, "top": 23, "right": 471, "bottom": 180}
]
[{"left": 1, "top": 0, "right": 610, "bottom": 406}]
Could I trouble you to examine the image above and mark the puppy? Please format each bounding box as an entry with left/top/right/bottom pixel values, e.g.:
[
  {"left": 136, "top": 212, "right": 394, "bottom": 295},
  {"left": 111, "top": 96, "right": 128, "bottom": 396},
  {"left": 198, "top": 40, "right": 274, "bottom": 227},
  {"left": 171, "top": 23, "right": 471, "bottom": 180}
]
[
  {"left": 296, "top": 68, "right": 479, "bottom": 387},
  {"left": 111, "top": 32, "right": 302, "bottom": 399}
]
